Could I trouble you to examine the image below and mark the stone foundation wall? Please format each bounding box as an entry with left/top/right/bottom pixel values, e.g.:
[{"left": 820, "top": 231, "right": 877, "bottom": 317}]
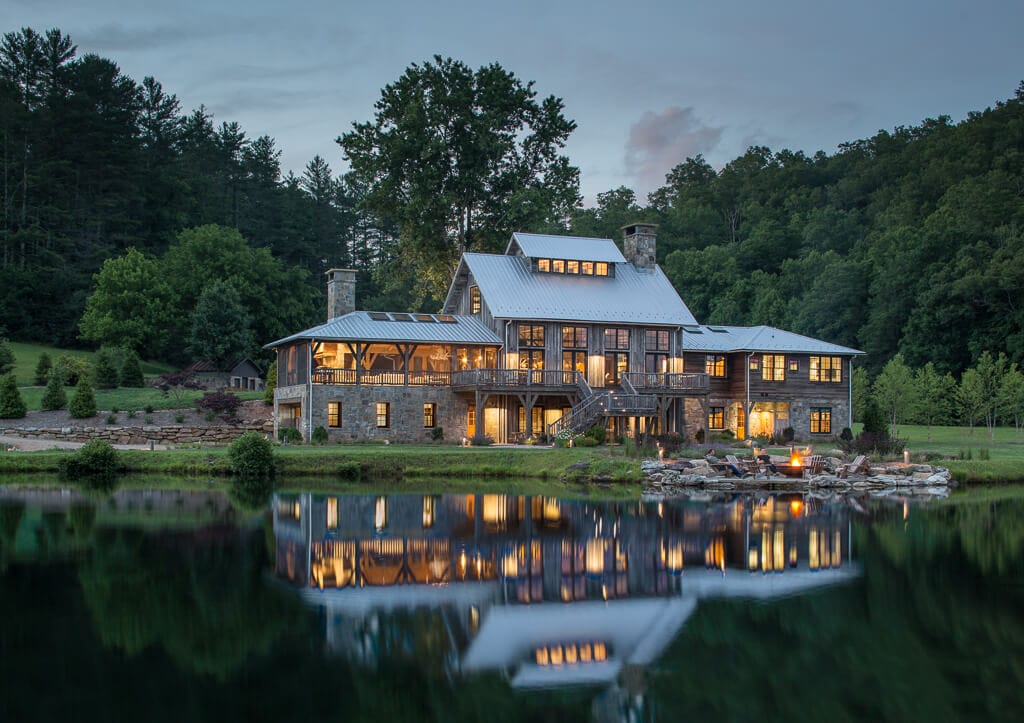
[
  {"left": 1, "top": 423, "right": 270, "bottom": 446},
  {"left": 309, "top": 385, "right": 467, "bottom": 443}
]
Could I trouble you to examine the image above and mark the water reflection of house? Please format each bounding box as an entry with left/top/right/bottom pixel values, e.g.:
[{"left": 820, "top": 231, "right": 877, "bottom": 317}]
[{"left": 273, "top": 493, "right": 858, "bottom": 689}]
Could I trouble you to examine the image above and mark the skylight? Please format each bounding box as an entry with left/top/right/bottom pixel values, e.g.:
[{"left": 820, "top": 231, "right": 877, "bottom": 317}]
[
  {"left": 389, "top": 313, "right": 413, "bottom": 322},
  {"left": 367, "top": 312, "right": 390, "bottom": 321}
]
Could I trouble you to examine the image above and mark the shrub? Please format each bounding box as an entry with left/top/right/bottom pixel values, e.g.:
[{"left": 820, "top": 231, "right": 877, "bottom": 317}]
[
  {"left": 469, "top": 433, "right": 494, "bottom": 446},
  {"left": 68, "top": 379, "right": 98, "bottom": 419},
  {"left": 227, "top": 431, "right": 276, "bottom": 478},
  {"left": 34, "top": 352, "right": 52, "bottom": 385},
  {"left": 0, "top": 338, "right": 13, "bottom": 375},
  {"left": 694, "top": 428, "right": 705, "bottom": 444},
  {"left": 54, "top": 355, "right": 90, "bottom": 387},
  {"left": 0, "top": 374, "right": 27, "bottom": 418},
  {"left": 278, "top": 427, "right": 302, "bottom": 444},
  {"left": 203, "top": 409, "right": 216, "bottom": 422},
  {"left": 145, "top": 404, "right": 154, "bottom": 414},
  {"left": 862, "top": 398, "right": 889, "bottom": 436},
  {"left": 150, "top": 370, "right": 204, "bottom": 404},
  {"left": 263, "top": 360, "right": 277, "bottom": 405},
  {"left": 839, "top": 427, "right": 854, "bottom": 442},
  {"left": 654, "top": 432, "right": 685, "bottom": 455},
  {"left": 58, "top": 440, "right": 121, "bottom": 481},
  {"left": 431, "top": 426, "right": 444, "bottom": 441},
  {"left": 978, "top": 447, "right": 991, "bottom": 461},
  {"left": 838, "top": 430, "right": 906, "bottom": 456},
  {"left": 174, "top": 413, "right": 185, "bottom": 424},
  {"left": 311, "top": 426, "right": 328, "bottom": 444},
  {"left": 40, "top": 372, "right": 67, "bottom": 411},
  {"left": 195, "top": 391, "right": 241, "bottom": 418},
  {"left": 144, "top": 415, "right": 154, "bottom": 424},
  {"left": 119, "top": 350, "right": 145, "bottom": 388},
  {"left": 92, "top": 348, "right": 120, "bottom": 389},
  {"left": 126, "top": 409, "right": 137, "bottom": 418},
  {"left": 576, "top": 436, "right": 599, "bottom": 447},
  {"left": 105, "top": 413, "right": 118, "bottom": 425},
  {"left": 585, "top": 423, "right": 606, "bottom": 444},
  {"left": 781, "top": 426, "right": 795, "bottom": 443}
]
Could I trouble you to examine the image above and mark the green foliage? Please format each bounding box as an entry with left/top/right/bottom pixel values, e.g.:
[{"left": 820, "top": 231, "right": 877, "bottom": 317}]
[
  {"left": 119, "top": 350, "right": 145, "bottom": 387},
  {"left": 585, "top": 423, "right": 606, "bottom": 444},
  {"left": 68, "top": 379, "right": 98, "bottom": 419},
  {"left": 0, "top": 374, "right": 27, "bottom": 418},
  {"left": 0, "top": 339, "right": 13, "bottom": 376},
  {"left": 33, "top": 352, "right": 51, "bottom": 385},
  {"left": 430, "top": 426, "right": 444, "bottom": 441},
  {"left": 186, "top": 279, "right": 255, "bottom": 367},
  {"left": 278, "top": 427, "right": 302, "bottom": 444},
  {"left": 105, "top": 413, "right": 118, "bottom": 425},
  {"left": 226, "top": 431, "right": 276, "bottom": 478},
  {"left": 311, "top": 426, "right": 328, "bottom": 444},
  {"left": 913, "top": 362, "right": 957, "bottom": 439},
  {"left": 339, "top": 55, "right": 580, "bottom": 300},
  {"left": 958, "top": 368, "right": 986, "bottom": 433},
  {"left": 53, "top": 354, "right": 90, "bottom": 387},
  {"left": 57, "top": 440, "right": 121, "bottom": 484},
  {"left": 469, "top": 433, "right": 495, "bottom": 446},
  {"left": 263, "top": 359, "right": 277, "bottom": 404},
  {"left": 861, "top": 397, "right": 889, "bottom": 436},
  {"left": 92, "top": 348, "right": 120, "bottom": 389},
  {"left": 40, "top": 372, "right": 67, "bottom": 410},
  {"left": 873, "top": 353, "right": 917, "bottom": 437}
]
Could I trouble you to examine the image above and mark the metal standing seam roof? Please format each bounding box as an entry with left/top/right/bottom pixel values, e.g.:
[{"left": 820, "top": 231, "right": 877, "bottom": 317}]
[
  {"left": 681, "top": 325, "right": 864, "bottom": 355},
  {"left": 507, "top": 232, "right": 627, "bottom": 263},
  {"left": 451, "top": 253, "right": 698, "bottom": 326},
  {"left": 264, "top": 311, "right": 503, "bottom": 348}
]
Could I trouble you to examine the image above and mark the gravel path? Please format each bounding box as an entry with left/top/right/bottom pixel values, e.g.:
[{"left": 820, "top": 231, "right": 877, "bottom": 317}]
[{"left": 0, "top": 435, "right": 170, "bottom": 451}]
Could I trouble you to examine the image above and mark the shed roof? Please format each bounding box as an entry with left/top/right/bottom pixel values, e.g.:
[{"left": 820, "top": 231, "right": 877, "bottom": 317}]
[
  {"left": 506, "top": 232, "right": 626, "bottom": 263},
  {"left": 682, "top": 325, "right": 864, "bottom": 355},
  {"left": 264, "top": 311, "right": 502, "bottom": 348},
  {"left": 448, "top": 252, "right": 697, "bottom": 326}
]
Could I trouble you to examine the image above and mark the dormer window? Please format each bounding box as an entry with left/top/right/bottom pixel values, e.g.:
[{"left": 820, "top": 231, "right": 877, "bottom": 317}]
[
  {"left": 552, "top": 259, "right": 565, "bottom": 273},
  {"left": 581, "top": 261, "right": 594, "bottom": 275},
  {"left": 469, "top": 286, "right": 481, "bottom": 315},
  {"left": 595, "top": 262, "right": 609, "bottom": 276},
  {"left": 566, "top": 260, "right": 579, "bottom": 274},
  {"left": 537, "top": 258, "right": 550, "bottom": 272}
]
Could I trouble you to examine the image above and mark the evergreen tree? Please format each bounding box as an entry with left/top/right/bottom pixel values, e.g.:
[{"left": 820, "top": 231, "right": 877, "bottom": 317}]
[
  {"left": 186, "top": 280, "right": 255, "bottom": 367},
  {"left": 40, "top": 371, "right": 67, "bottom": 410},
  {"left": 263, "top": 359, "right": 277, "bottom": 405},
  {"left": 119, "top": 349, "right": 145, "bottom": 387},
  {"left": 0, "top": 338, "right": 14, "bottom": 376},
  {"left": 861, "top": 398, "right": 888, "bottom": 437},
  {"left": 93, "top": 349, "right": 120, "bottom": 389},
  {"left": 34, "top": 352, "right": 52, "bottom": 385},
  {"left": 0, "top": 373, "right": 27, "bottom": 418},
  {"left": 68, "top": 378, "right": 97, "bottom": 419}
]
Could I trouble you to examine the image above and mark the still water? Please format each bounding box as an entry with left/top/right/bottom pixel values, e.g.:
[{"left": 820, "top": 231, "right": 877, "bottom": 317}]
[{"left": 1, "top": 486, "right": 1022, "bottom": 722}]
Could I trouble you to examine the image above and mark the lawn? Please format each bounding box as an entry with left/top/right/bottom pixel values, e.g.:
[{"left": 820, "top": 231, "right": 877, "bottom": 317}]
[
  {"left": 16, "top": 385, "right": 264, "bottom": 413},
  {"left": 7, "top": 341, "right": 174, "bottom": 385}
]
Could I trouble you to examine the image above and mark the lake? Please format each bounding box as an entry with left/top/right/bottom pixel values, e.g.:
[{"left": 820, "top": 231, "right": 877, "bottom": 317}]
[{"left": 1, "top": 485, "right": 1022, "bottom": 722}]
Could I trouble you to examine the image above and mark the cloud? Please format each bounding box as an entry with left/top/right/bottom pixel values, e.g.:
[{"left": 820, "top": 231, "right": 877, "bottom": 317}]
[{"left": 625, "top": 106, "right": 722, "bottom": 199}]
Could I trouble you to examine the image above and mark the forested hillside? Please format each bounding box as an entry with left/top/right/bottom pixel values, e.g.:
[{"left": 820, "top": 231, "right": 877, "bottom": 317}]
[{"left": 2, "top": 27, "right": 1021, "bottom": 374}]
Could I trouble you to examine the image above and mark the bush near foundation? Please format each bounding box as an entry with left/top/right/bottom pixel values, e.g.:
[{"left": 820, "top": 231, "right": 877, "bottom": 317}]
[
  {"left": 195, "top": 391, "right": 241, "bottom": 419},
  {"left": 227, "top": 431, "right": 276, "bottom": 478}
]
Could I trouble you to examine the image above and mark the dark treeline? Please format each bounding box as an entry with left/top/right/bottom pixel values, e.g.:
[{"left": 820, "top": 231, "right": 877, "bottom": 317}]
[{"left": 2, "top": 26, "right": 1023, "bottom": 375}]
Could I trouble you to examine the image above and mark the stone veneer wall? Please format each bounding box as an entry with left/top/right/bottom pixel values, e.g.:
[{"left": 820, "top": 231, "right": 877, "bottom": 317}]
[
  {"left": 706, "top": 396, "right": 851, "bottom": 442},
  {"left": 309, "top": 385, "right": 468, "bottom": 443},
  {"left": 1, "top": 422, "right": 270, "bottom": 446}
]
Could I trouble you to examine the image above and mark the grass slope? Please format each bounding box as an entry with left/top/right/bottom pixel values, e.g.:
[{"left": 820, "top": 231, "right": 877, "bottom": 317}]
[
  {"left": 7, "top": 341, "right": 173, "bottom": 385},
  {"left": 16, "top": 386, "right": 263, "bottom": 413}
]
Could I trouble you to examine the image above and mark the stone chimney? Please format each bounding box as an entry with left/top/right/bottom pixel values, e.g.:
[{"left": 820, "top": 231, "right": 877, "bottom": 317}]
[
  {"left": 326, "top": 268, "right": 357, "bottom": 321},
  {"left": 622, "top": 223, "right": 657, "bottom": 270}
]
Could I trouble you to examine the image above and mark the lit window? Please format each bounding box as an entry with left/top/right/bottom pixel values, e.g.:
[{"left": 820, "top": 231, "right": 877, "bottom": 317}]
[
  {"left": 537, "top": 258, "right": 550, "bottom": 272},
  {"left": 469, "top": 286, "right": 481, "bottom": 315},
  {"left": 709, "top": 407, "right": 725, "bottom": 430},
  {"left": 423, "top": 402, "right": 436, "bottom": 428},
  {"left": 810, "top": 407, "right": 832, "bottom": 434},
  {"left": 327, "top": 401, "right": 341, "bottom": 427},
  {"left": 566, "top": 260, "right": 579, "bottom": 274},
  {"left": 581, "top": 261, "right": 594, "bottom": 275},
  {"left": 761, "top": 355, "right": 785, "bottom": 381},
  {"left": 749, "top": 357, "right": 759, "bottom": 371},
  {"left": 595, "top": 262, "right": 609, "bottom": 276},
  {"left": 705, "top": 354, "right": 726, "bottom": 378},
  {"left": 327, "top": 497, "right": 338, "bottom": 529},
  {"left": 552, "top": 259, "right": 565, "bottom": 273},
  {"left": 809, "top": 356, "right": 843, "bottom": 383},
  {"left": 376, "top": 402, "right": 390, "bottom": 428},
  {"left": 789, "top": 359, "right": 799, "bottom": 372}
]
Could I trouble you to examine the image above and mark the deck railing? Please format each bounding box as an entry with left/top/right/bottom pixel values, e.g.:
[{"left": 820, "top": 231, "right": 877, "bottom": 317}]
[
  {"left": 451, "top": 368, "right": 579, "bottom": 388},
  {"left": 311, "top": 368, "right": 452, "bottom": 386},
  {"left": 622, "top": 372, "right": 710, "bottom": 391}
]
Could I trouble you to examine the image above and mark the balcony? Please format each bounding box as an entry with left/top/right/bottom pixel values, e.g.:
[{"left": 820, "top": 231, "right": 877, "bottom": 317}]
[
  {"left": 451, "top": 368, "right": 580, "bottom": 391},
  {"left": 622, "top": 372, "right": 710, "bottom": 393}
]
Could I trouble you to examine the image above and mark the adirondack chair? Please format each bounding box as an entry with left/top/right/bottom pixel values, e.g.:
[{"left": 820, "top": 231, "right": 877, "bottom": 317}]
[
  {"left": 803, "top": 455, "right": 825, "bottom": 477},
  {"left": 726, "top": 454, "right": 761, "bottom": 476},
  {"left": 839, "top": 455, "right": 870, "bottom": 478}
]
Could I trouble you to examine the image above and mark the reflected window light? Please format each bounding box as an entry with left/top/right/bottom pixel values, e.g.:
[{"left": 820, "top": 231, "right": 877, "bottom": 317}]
[
  {"left": 374, "top": 496, "right": 388, "bottom": 531},
  {"left": 550, "top": 645, "right": 564, "bottom": 666},
  {"left": 593, "top": 642, "right": 607, "bottom": 661},
  {"left": 565, "top": 643, "right": 578, "bottom": 664},
  {"left": 422, "top": 495, "right": 435, "bottom": 529},
  {"left": 469, "top": 606, "right": 480, "bottom": 636},
  {"left": 326, "top": 497, "right": 338, "bottom": 529}
]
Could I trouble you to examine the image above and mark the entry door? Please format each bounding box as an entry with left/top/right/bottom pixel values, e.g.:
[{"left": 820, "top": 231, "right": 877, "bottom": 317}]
[{"left": 467, "top": 404, "right": 476, "bottom": 437}]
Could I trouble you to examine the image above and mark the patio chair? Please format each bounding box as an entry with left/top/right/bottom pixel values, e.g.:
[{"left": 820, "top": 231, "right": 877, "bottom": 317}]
[
  {"left": 839, "top": 454, "right": 870, "bottom": 478},
  {"left": 803, "top": 455, "right": 825, "bottom": 476}
]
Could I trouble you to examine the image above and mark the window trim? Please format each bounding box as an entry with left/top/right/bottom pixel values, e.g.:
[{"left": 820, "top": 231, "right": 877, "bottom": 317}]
[
  {"left": 761, "top": 354, "right": 786, "bottom": 382},
  {"left": 327, "top": 401, "right": 341, "bottom": 428},
  {"left": 705, "top": 354, "right": 726, "bottom": 378},
  {"left": 423, "top": 402, "right": 436, "bottom": 428},
  {"left": 376, "top": 402, "right": 390, "bottom": 429},
  {"left": 809, "top": 356, "right": 843, "bottom": 383},
  {"left": 709, "top": 406, "right": 725, "bottom": 430},
  {"left": 810, "top": 407, "right": 832, "bottom": 435},
  {"left": 469, "top": 286, "right": 481, "bottom": 315}
]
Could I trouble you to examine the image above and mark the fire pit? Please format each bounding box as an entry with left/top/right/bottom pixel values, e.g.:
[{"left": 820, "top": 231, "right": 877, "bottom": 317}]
[{"left": 774, "top": 452, "right": 806, "bottom": 478}]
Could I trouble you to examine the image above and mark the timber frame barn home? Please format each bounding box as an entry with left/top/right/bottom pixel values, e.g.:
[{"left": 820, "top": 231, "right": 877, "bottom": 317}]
[{"left": 266, "top": 224, "right": 862, "bottom": 444}]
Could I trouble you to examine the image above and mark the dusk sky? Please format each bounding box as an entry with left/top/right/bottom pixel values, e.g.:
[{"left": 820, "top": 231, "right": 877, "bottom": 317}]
[{"left": 4, "top": 0, "right": 1021, "bottom": 202}]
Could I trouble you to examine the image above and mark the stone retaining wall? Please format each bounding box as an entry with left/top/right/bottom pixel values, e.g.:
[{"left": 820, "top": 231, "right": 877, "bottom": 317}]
[{"left": 1, "top": 422, "right": 273, "bottom": 446}]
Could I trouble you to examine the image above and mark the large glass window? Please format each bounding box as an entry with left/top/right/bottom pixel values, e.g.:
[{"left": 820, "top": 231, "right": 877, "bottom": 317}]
[
  {"left": 709, "top": 407, "right": 725, "bottom": 430},
  {"left": 645, "top": 329, "right": 669, "bottom": 374},
  {"left": 519, "top": 323, "right": 545, "bottom": 370},
  {"left": 810, "top": 407, "right": 832, "bottom": 434},
  {"left": 469, "top": 286, "right": 481, "bottom": 315},
  {"left": 604, "top": 327, "right": 630, "bottom": 384},
  {"left": 562, "top": 326, "right": 588, "bottom": 374},
  {"left": 809, "top": 356, "right": 843, "bottom": 382},
  {"left": 376, "top": 402, "right": 390, "bottom": 428},
  {"left": 705, "top": 354, "right": 726, "bottom": 377},
  {"left": 327, "top": 401, "right": 341, "bottom": 428},
  {"left": 761, "top": 354, "right": 786, "bottom": 382},
  {"left": 423, "top": 403, "right": 436, "bottom": 428},
  {"left": 595, "top": 262, "right": 609, "bottom": 276}
]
